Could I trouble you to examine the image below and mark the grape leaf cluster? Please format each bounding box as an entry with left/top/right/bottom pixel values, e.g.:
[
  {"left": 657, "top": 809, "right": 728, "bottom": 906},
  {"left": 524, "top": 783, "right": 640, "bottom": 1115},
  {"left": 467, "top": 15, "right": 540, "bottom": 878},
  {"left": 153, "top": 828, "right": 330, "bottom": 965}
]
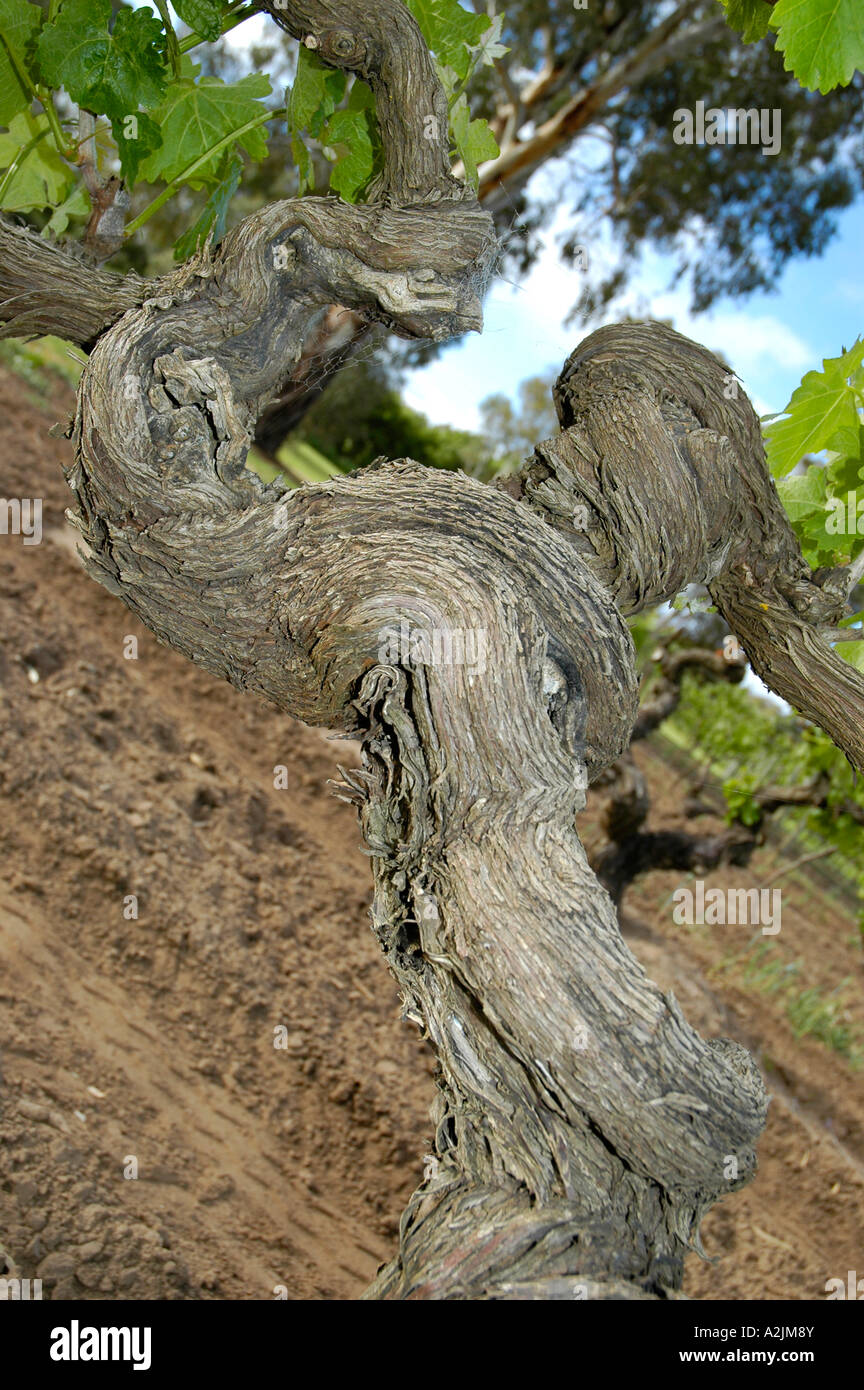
[{"left": 0, "top": 0, "right": 502, "bottom": 256}]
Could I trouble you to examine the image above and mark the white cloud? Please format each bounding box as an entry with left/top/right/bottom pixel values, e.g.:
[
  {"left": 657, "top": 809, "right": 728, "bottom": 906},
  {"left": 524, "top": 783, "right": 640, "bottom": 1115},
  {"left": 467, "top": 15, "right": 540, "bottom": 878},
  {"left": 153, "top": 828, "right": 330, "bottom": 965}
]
[
  {"left": 639, "top": 285, "right": 813, "bottom": 392},
  {"left": 403, "top": 373, "right": 486, "bottom": 432},
  {"left": 223, "top": 13, "right": 270, "bottom": 49}
]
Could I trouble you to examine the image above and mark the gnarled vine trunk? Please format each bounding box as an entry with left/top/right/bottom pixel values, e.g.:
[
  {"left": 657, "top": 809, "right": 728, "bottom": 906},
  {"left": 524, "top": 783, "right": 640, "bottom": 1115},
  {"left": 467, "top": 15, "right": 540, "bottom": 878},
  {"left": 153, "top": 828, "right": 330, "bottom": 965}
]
[{"left": 3, "top": 0, "right": 864, "bottom": 1300}]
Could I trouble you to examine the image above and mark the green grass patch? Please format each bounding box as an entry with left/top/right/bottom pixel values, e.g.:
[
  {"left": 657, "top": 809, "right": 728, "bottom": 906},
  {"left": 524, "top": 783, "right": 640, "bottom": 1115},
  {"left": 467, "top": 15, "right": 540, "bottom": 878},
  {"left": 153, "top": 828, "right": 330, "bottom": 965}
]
[
  {"left": 247, "top": 440, "right": 343, "bottom": 489},
  {"left": 0, "top": 335, "right": 85, "bottom": 394},
  {"left": 712, "top": 940, "right": 864, "bottom": 1067}
]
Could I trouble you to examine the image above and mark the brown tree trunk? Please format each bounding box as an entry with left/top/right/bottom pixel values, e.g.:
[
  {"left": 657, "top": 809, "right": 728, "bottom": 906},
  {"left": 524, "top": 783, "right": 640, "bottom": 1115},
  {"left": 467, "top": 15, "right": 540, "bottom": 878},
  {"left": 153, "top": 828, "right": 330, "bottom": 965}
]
[{"left": 3, "top": 0, "right": 863, "bottom": 1300}]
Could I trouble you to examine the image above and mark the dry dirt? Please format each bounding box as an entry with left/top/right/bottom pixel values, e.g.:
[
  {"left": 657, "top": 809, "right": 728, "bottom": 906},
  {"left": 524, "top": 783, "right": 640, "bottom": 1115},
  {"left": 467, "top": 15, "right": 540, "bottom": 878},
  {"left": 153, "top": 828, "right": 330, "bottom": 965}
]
[{"left": 1, "top": 362, "right": 862, "bottom": 1301}]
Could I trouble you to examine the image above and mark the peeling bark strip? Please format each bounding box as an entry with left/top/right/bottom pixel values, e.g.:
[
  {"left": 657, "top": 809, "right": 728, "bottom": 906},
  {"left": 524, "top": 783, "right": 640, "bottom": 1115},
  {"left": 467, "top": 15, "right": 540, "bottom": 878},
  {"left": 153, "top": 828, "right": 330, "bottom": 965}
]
[
  {"left": 0, "top": 218, "right": 151, "bottom": 346},
  {"left": 5, "top": 0, "right": 861, "bottom": 1299}
]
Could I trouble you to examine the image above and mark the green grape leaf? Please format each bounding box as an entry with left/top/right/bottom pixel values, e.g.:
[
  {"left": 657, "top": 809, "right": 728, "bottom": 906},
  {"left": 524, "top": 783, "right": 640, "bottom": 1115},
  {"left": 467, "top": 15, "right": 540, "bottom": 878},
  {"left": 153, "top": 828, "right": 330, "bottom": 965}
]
[
  {"left": 777, "top": 467, "right": 833, "bottom": 564},
  {"left": 173, "top": 151, "right": 241, "bottom": 260},
  {"left": 35, "top": 0, "right": 167, "bottom": 121},
  {"left": 433, "top": 62, "right": 460, "bottom": 101},
  {"left": 718, "top": 0, "right": 774, "bottom": 44},
  {"left": 346, "top": 76, "right": 374, "bottom": 111},
  {"left": 823, "top": 488, "right": 864, "bottom": 551},
  {"left": 290, "top": 133, "right": 313, "bottom": 195},
  {"left": 839, "top": 640, "right": 864, "bottom": 673},
  {"left": 344, "top": 77, "right": 382, "bottom": 184},
  {"left": 171, "top": 0, "right": 224, "bottom": 43},
  {"left": 764, "top": 340, "right": 864, "bottom": 477},
  {"left": 723, "top": 777, "right": 763, "bottom": 827},
  {"left": 825, "top": 419, "right": 863, "bottom": 461},
  {"left": 822, "top": 438, "right": 864, "bottom": 562},
  {"left": 111, "top": 110, "right": 163, "bottom": 184},
  {"left": 472, "top": 13, "right": 507, "bottom": 66},
  {"left": 321, "top": 107, "right": 374, "bottom": 202},
  {"left": 137, "top": 69, "right": 271, "bottom": 187},
  {"left": 43, "top": 179, "right": 90, "bottom": 237},
  {"left": 771, "top": 0, "right": 864, "bottom": 92},
  {"left": 777, "top": 465, "right": 826, "bottom": 525},
  {"left": 403, "top": 0, "right": 491, "bottom": 81},
  {"left": 826, "top": 439, "right": 864, "bottom": 496},
  {"left": 289, "top": 44, "right": 346, "bottom": 135},
  {"left": 0, "top": 109, "right": 73, "bottom": 210},
  {"left": 450, "top": 94, "right": 498, "bottom": 189},
  {"left": 0, "top": 0, "right": 43, "bottom": 125}
]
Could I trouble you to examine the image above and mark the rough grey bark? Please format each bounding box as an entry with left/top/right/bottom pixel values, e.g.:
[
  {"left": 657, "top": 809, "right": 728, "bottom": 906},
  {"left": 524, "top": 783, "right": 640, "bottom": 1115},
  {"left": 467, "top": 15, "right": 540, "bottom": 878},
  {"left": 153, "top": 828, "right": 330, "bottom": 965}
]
[
  {"left": 0, "top": 218, "right": 151, "bottom": 345},
  {"left": 502, "top": 324, "right": 864, "bottom": 770},
  {"left": 3, "top": 0, "right": 863, "bottom": 1299}
]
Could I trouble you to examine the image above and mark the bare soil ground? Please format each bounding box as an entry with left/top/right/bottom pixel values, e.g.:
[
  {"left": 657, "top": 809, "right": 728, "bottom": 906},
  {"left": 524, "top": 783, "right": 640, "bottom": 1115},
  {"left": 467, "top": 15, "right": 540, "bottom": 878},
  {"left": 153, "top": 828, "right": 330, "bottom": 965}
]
[{"left": 1, "top": 363, "right": 862, "bottom": 1301}]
